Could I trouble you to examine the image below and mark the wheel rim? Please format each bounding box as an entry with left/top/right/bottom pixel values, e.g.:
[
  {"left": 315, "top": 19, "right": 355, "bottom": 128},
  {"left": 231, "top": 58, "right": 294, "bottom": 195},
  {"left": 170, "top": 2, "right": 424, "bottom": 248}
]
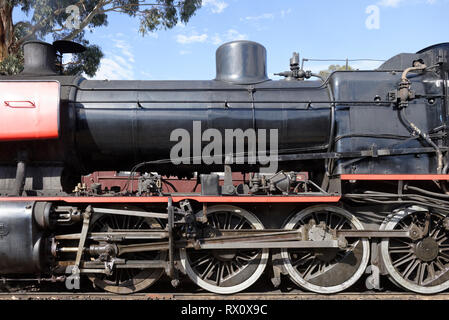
[
  {"left": 281, "top": 205, "right": 370, "bottom": 294},
  {"left": 179, "top": 205, "right": 269, "bottom": 294},
  {"left": 88, "top": 208, "right": 167, "bottom": 294},
  {"left": 381, "top": 206, "right": 449, "bottom": 294}
]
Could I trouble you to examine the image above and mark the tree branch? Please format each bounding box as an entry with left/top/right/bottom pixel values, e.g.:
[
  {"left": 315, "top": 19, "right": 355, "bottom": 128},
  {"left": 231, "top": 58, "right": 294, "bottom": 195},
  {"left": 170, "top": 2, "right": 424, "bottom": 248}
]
[
  {"left": 14, "top": 1, "right": 81, "bottom": 48},
  {"left": 62, "top": 0, "right": 113, "bottom": 41}
]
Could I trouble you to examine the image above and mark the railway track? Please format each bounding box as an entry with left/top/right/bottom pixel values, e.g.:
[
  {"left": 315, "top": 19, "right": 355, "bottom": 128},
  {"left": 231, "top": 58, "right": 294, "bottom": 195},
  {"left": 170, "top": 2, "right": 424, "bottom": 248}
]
[{"left": 1, "top": 291, "right": 449, "bottom": 300}]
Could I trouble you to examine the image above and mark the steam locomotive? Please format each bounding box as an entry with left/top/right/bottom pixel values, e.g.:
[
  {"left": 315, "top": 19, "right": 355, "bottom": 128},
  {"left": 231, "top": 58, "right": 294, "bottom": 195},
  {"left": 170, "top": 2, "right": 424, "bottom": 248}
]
[{"left": 0, "top": 39, "right": 449, "bottom": 295}]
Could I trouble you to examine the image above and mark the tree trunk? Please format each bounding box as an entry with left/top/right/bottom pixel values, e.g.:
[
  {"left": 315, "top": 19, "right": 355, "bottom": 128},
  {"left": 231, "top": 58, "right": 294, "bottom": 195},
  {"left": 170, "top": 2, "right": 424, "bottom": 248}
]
[{"left": 0, "top": 0, "right": 14, "bottom": 63}]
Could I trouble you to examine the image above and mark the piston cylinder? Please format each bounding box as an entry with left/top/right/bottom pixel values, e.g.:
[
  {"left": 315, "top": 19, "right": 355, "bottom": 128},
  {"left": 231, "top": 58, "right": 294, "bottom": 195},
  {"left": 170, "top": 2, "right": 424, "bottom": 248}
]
[{"left": 0, "top": 202, "right": 45, "bottom": 274}]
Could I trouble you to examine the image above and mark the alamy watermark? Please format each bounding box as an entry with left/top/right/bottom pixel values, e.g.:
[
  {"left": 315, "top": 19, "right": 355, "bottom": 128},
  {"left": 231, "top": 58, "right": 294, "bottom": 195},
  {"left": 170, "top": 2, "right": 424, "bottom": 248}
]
[
  {"left": 365, "top": 5, "right": 380, "bottom": 30},
  {"left": 170, "top": 121, "right": 279, "bottom": 173},
  {"left": 63, "top": 5, "right": 81, "bottom": 30},
  {"left": 65, "top": 265, "right": 80, "bottom": 290}
]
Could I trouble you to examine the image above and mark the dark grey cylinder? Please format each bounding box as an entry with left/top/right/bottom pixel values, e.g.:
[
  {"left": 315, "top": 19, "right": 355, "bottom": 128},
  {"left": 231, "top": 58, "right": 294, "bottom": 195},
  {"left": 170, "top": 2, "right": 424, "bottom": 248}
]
[
  {"left": 0, "top": 202, "right": 44, "bottom": 274},
  {"left": 21, "top": 41, "right": 57, "bottom": 75},
  {"left": 215, "top": 40, "right": 269, "bottom": 84}
]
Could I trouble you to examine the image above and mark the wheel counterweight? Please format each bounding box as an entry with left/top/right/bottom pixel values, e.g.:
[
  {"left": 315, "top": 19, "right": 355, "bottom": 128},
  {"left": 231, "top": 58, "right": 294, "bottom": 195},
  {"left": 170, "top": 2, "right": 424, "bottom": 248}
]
[{"left": 280, "top": 205, "right": 370, "bottom": 294}]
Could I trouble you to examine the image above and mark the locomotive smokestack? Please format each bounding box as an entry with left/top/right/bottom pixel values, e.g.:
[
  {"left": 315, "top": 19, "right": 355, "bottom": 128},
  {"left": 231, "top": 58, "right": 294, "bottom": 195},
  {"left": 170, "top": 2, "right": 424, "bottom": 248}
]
[
  {"left": 21, "top": 41, "right": 57, "bottom": 75},
  {"left": 215, "top": 40, "right": 269, "bottom": 84}
]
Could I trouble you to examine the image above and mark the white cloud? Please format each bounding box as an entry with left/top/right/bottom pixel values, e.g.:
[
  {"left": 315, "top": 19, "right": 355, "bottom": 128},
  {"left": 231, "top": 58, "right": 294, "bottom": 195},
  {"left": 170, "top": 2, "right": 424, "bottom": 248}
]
[
  {"left": 241, "top": 11, "right": 290, "bottom": 31},
  {"left": 378, "top": 0, "right": 438, "bottom": 6},
  {"left": 377, "top": 0, "right": 404, "bottom": 7},
  {"left": 140, "top": 71, "right": 153, "bottom": 79},
  {"left": 304, "top": 60, "right": 383, "bottom": 74},
  {"left": 351, "top": 60, "right": 384, "bottom": 70},
  {"left": 211, "top": 34, "right": 222, "bottom": 45},
  {"left": 90, "top": 39, "right": 136, "bottom": 80},
  {"left": 242, "top": 13, "right": 274, "bottom": 21},
  {"left": 113, "top": 55, "right": 132, "bottom": 70},
  {"left": 113, "top": 39, "right": 135, "bottom": 63},
  {"left": 176, "top": 33, "right": 208, "bottom": 44},
  {"left": 212, "top": 29, "right": 247, "bottom": 45},
  {"left": 203, "top": 0, "right": 228, "bottom": 13},
  {"left": 146, "top": 32, "right": 158, "bottom": 39},
  {"left": 93, "top": 57, "right": 134, "bottom": 80},
  {"left": 175, "top": 28, "right": 246, "bottom": 46},
  {"left": 280, "top": 9, "right": 292, "bottom": 18},
  {"left": 179, "top": 50, "right": 191, "bottom": 55},
  {"left": 224, "top": 29, "right": 247, "bottom": 41},
  {"left": 176, "top": 22, "right": 186, "bottom": 29}
]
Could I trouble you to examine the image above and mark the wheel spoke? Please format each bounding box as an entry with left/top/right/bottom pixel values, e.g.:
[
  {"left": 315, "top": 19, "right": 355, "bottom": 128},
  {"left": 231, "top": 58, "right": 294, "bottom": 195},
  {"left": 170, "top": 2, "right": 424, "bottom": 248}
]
[
  {"left": 389, "top": 248, "right": 412, "bottom": 254},
  {"left": 237, "top": 251, "right": 257, "bottom": 261},
  {"left": 225, "top": 212, "right": 231, "bottom": 230},
  {"left": 401, "top": 259, "right": 418, "bottom": 279},
  {"left": 325, "top": 213, "right": 330, "bottom": 229},
  {"left": 111, "top": 215, "right": 120, "bottom": 229},
  {"left": 335, "top": 216, "right": 345, "bottom": 230},
  {"left": 292, "top": 252, "right": 313, "bottom": 267},
  {"left": 435, "top": 258, "right": 446, "bottom": 270},
  {"left": 217, "top": 263, "right": 224, "bottom": 286},
  {"left": 393, "top": 252, "right": 414, "bottom": 268},
  {"left": 418, "top": 263, "right": 427, "bottom": 285},
  {"left": 398, "top": 221, "right": 408, "bottom": 230},
  {"left": 428, "top": 262, "right": 436, "bottom": 279},
  {"left": 312, "top": 212, "right": 320, "bottom": 225},
  {"left": 301, "top": 257, "right": 318, "bottom": 279},
  {"left": 439, "top": 252, "right": 449, "bottom": 261},
  {"left": 191, "top": 255, "right": 213, "bottom": 268},
  {"left": 389, "top": 244, "right": 411, "bottom": 250},
  {"left": 234, "top": 216, "right": 245, "bottom": 230},
  {"left": 437, "top": 236, "right": 449, "bottom": 244},
  {"left": 201, "top": 260, "right": 216, "bottom": 280},
  {"left": 225, "top": 261, "right": 232, "bottom": 277},
  {"left": 392, "top": 238, "right": 412, "bottom": 247}
]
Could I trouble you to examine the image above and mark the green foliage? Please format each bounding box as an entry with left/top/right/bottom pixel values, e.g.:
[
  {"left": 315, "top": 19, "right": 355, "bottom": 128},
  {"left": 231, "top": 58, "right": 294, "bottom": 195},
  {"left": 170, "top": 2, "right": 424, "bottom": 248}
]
[
  {"left": 64, "top": 44, "right": 104, "bottom": 77},
  {"left": 138, "top": 0, "right": 202, "bottom": 35},
  {"left": 318, "top": 64, "right": 354, "bottom": 80},
  {"left": 0, "top": 50, "right": 24, "bottom": 75},
  {"left": 1, "top": 0, "right": 203, "bottom": 76}
]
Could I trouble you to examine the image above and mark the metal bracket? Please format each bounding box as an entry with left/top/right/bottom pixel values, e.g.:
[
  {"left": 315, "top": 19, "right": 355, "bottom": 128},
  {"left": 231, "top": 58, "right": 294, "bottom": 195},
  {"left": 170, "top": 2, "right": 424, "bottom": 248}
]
[
  {"left": 366, "top": 240, "right": 383, "bottom": 289},
  {"left": 327, "top": 177, "right": 341, "bottom": 195},
  {"left": 167, "top": 198, "right": 179, "bottom": 287},
  {"left": 196, "top": 240, "right": 342, "bottom": 249},
  {"left": 92, "top": 207, "right": 168, "bottom": 220},
  {"left": 271, "top": 264, "right": 282, "bottom": 288},
  {"left": 336, "top": 229, "right": 410, "bottom": 238},
  {"left": 73, "top": 205, "right": 92, "bottom": 276},
  {"left": 365, "top": 265, "right": 382, "bottom": 290},
  {"left": 11, "top": 151, "right": 27, "bottom": 196},
  {"left": 222, "top": 157, "right": 236, "bottom": 195}
]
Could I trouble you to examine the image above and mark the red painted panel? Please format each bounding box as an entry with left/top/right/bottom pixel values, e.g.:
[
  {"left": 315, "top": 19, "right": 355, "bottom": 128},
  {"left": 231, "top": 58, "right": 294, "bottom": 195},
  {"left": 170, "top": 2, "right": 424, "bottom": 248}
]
[
  {"left": 0, "top": 81, "right": 60, "bottom": 141},
  {"left": 0, "top": 195, "right": 341, "bottom": 204},
  {"left": 340, "top": 174, "right": 449, "bottom": 180},
  {"left": 81, "top": 171, "right": 248, "bottom": 193}
]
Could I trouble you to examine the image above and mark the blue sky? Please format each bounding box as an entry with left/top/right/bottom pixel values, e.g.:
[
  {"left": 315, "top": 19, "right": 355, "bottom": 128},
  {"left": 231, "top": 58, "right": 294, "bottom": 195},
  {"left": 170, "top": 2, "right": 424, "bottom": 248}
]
[{"left": 14, "top": 0, "right": 449, "bottom": 80}]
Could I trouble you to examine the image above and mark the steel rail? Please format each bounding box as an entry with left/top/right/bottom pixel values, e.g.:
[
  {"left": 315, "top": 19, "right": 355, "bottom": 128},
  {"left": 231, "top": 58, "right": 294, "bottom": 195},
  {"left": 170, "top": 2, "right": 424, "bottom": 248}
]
[{"left": 1, "top": 291, "right": 449, "bottom": 300}]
